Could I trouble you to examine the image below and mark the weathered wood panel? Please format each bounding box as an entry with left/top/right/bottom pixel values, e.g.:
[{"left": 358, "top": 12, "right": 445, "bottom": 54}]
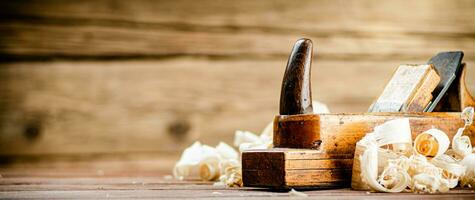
[
  {"left": 0, "top": 0, "right": 475, "bottom": 60},
  {"left": 1, "top": 0, "right": 475, "bottom": 156},
  {"left": 1, "top": 59, "right": 475, "bottom": 155}
]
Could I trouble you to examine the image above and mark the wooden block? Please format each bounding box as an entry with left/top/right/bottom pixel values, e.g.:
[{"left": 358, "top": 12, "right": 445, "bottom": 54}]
[
  {"left": 242, "top": 148, "right": 353, "bottom": 189},
  {"left": 368, "top": 64, "right": 440, "bottom": 112}
]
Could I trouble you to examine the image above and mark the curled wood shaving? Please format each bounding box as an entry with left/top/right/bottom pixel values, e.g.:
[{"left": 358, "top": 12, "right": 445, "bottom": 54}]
[
  {"left": 377, "top": 159, "right": 412, "bottom": 191},
  {"left": 460, "top": 154, "right": 475, "bottom": 188},
  {"left": 356, "top": 107, "right": 475, "bottom": 193},
  {"left": 430, "top": 154, "right": 466, "bottom": 188},
  {"left": 452, "top": 107, "right": 474, "bottom": 158},
  {"left": 234, "top": 130, "right": 261, "bottom": 147},
  {"left": 199, "top": 157, "right": 221, "bottom": 181},
  {"left": 216, "top": 142, "right": 239, "bottom": 160},
  {"left": 414, "top": 129, "right": 450, "bottom": 158},
  {"left": 358, "top": 119, "right": 412, "bottom": 192},
  {"left": 173, "top": 142, "right": 239, "bottom": 181},
  {"left": 411, "top": 173, "right": 449, "bottom": 193},
  {"left": 173, "top": 142, "right": 207, "bottom": 180},
  {"left": 218, "top": 159, "right": 243, "bottom": 187}
]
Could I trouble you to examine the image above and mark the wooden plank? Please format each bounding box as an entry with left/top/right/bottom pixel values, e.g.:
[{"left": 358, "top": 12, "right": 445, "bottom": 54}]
[
  {"left": 1, "top": 59, "right": 475, "bottom": 155},
  {"left": 0, "top": 163, "right": 474, "bottom": 199},
  {"left": 1, "top": 0, "right": 474, "bottom": 33},
  {"left": 1, "top": 0, "right": 475, "bottom": 60},
  {"left": 0, "top": 162, "right": 475, "bottom": 199},
  {"left": 2, "top": 188, "right": 473, "bottom": 199}
]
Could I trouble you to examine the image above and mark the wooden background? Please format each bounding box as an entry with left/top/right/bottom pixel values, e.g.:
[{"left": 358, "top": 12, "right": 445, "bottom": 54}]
[{"left": 1, "top": 0, "right": 475, "bottom": 164}]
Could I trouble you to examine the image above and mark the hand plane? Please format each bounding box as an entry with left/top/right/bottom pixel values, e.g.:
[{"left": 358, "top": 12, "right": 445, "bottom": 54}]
[{"left": 241, "top": 39, "right": 475, "bottom": 189}]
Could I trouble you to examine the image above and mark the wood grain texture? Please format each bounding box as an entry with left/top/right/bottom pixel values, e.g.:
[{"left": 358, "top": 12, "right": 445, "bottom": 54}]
[
  {"left": 1, "top": 0, "right": 475, "bottom": 157},
  {"left": 1, "top": 177, "right": 474, "bottom": 199},
  {"left": 1, "top": 0, "right": 475, "bottom": 60},
  {"left": 406, "top": 66, "right": 440, "bottom": 111},
  {"left": 2, "top": 59, "right": 475, "bottom": 156},
  {"left": 242, "top": 148, "right": 352, "bottom": 188},
  {"left": 0, "top": 158, "right": 474, "bottom": 199},
  {"left": 279, "top": 38, "right": 313, "bottom": 115},
  {"left": 0, "top": 59, "right": 284, "bottom": 155},
  {"left": 274, "top": 112, "right": 474, "bottom": 153},
  {"left": 368, "top": 64, "right": 440, "bottom": 112}
]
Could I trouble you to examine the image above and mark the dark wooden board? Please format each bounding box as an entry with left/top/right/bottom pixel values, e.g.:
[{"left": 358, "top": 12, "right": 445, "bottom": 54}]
[{"left": 1, "top": 160, "right": 475, "bottom": 199}]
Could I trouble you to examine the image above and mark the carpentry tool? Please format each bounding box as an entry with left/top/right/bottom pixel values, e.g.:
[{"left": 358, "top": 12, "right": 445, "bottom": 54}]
[
  {"left": 368, "top": 52, "right": 465, "bottom": 113},
  {"left": 241, "top": 38, "right": 475, "bottom": 189}
]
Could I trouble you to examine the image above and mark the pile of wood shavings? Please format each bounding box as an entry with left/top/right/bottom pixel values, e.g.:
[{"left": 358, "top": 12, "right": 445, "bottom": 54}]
[
  {"left": 172, "top": 123, "right": 273, "bottom": 187},
  {"left": 173, "top": 101, "right": 329, "bottom": 187},
  {"left": 357, "top": 107, "right": 475, "bottom": 193}
]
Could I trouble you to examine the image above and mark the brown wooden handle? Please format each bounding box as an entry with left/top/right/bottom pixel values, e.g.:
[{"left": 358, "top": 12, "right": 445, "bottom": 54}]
[{"left": 279, "top": 38, "right": 314, "bottom": 115}]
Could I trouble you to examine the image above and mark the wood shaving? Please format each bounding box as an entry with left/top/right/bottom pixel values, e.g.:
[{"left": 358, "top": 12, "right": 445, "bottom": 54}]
[
  {"left": 172, "top": 124, "right": 269, "bottom": 185},
  {"left": 358, "top": 118, "right": 412, "bottom": 192},
  {"left": 216, "top": 142, "right": 239, "bottom": 160},
  {"left": 312, "top": 100, "right": 330, "bottom": 114},
  {"left": 430, "top": 154, "right": 466, "bottom": 188},
  {"left": 355, "top": 107, "right": 475, "bottom": 193},
  {"left": 452, "top": 107, "right": 474, "bottom": 158},
  {"left": 411, "top": 173, "right": 448, "bottom": 193},
  {"left": 234, "top": 131, "right": 261, "bottom": 147},
  {"left": 173, "top": 141, "right": 238, "bottom": 181},
  {"left": 460, "top": 154, "right": 475, "bottom": 188},
  {"left": 414, "top": 129, "right": 450, "bottom": 158},
  {"left": 289, "top": 188, "right": 308, "bottom": 197}
]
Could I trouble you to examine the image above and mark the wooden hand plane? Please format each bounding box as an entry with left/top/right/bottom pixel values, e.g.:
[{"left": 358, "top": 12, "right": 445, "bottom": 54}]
[{"left": 241, "top": 39, "right": 475, "bottom": 189}]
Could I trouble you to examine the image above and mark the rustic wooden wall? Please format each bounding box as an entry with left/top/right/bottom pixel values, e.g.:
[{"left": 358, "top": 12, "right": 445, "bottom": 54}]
[{"left": 1, "top": 0, "right": 475, "bottom": 159}]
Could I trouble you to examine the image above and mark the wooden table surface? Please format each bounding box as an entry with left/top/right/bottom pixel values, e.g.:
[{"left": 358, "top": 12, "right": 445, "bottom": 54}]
[{"left": 1, "top": 158, "right": 475, "bottom": 199}]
